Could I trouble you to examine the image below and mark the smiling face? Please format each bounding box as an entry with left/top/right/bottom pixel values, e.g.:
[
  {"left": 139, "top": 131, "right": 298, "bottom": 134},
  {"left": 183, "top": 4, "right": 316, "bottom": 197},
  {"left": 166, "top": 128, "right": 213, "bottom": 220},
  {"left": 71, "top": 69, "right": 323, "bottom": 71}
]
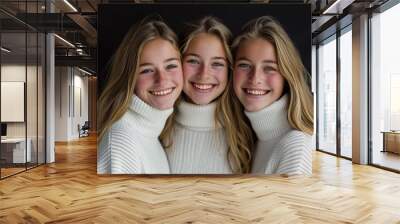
[
  {"left": 134, "top": 38, "right": 183, "bottom": 110},
  {"left": 182, "top": 33, "right": 228, "bottom": 105},
  {"left": 233, "top": 38, "right": 285, "bottom": 112}
]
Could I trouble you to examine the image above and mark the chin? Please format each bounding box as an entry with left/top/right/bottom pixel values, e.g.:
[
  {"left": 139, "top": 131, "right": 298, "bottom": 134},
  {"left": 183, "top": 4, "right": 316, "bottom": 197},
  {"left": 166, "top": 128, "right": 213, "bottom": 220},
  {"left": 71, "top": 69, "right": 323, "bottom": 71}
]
[
  {"left": 244, "top": 106, "right": 260, "bottom": 112},
  {"left": 243, "top": 102, "right": 265, "bottom": 112},
  {"left": 150, "top": 98, "right": 174, "bottom": 110},
  {"left": 150, "top": 94, "right": 178, "bottom": 110},
  {"left": 193, "top": 99, "right": 212, "bottom": 105},
  {"left": 185, "top": 94, "right": 210, "bottom": 105},
  {"left": 154, "top": 103, "right": 173, "bottom": 110}
]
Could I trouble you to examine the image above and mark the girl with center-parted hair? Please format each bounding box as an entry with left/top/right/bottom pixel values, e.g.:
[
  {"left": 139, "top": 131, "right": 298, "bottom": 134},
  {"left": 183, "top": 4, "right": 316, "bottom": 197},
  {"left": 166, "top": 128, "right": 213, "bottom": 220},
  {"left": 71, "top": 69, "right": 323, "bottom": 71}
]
[
  {"left": 160, "top": 16, "right": 254, "bottom": 174},
  {"left": 232, "top": 16, "right": 314, "bottom": 175},
  {"left": 97, "top": 17, "right": 183, "bottom": 174}
]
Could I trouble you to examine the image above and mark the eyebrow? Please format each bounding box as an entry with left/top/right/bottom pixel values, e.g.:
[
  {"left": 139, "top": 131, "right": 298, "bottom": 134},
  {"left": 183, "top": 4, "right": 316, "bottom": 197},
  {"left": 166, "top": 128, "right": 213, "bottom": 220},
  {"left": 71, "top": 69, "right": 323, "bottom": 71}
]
[
  {"left": 262, "top": 60, "right": 277, "bottom": 64},
  {"left": 212, "top": 56, "right": 227, "bottom": 61},
  {"left": 185, "top": 53, "right": 227, "bottom": 61},
  {"left": 164, "top": 57, "right": 180, "bottom": 63},
  {"left": 236, "top": 57, "right": 277, "bottom": 64},
  {"left": 184, "top": 53, "right": 200, "bottom": 58},
  {"left": 139, "top": 57, "right": 179, "bottom": 67}
]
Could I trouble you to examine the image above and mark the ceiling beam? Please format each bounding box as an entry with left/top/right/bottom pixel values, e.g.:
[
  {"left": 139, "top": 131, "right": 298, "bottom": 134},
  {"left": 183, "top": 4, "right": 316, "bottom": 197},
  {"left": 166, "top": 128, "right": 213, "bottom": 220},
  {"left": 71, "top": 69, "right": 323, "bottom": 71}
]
[
  {"left": 66, "top": 13, "right": 97, "bottom": 47},
  {"left": 55, "top": 55, "right": 96, "bottom": 72}
]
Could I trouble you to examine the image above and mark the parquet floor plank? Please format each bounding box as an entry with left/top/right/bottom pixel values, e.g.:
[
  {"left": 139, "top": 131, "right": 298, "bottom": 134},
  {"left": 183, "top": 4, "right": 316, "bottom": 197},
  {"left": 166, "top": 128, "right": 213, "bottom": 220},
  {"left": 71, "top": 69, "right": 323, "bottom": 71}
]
[{"left": 0, "top": 135, "right": 399, "bottom": 223}]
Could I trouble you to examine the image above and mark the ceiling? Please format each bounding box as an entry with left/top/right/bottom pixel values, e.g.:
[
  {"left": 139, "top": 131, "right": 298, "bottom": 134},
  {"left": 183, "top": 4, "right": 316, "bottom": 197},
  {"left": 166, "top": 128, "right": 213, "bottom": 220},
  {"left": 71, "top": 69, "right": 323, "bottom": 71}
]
[{"left": 0, "top": 0, "right": 390, "bottom": 75}]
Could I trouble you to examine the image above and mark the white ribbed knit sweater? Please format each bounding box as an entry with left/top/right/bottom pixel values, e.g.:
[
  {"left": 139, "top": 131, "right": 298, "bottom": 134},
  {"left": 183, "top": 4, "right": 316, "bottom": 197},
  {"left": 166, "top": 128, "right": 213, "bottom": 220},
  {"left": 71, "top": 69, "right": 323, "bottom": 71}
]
[
  {"left": 97, "top": 96, "right": 172, "bottom": 174},
  {"left": 245, "top": 94, "right": 313, "bottom": 175},
  {"left": 166, "top": 101, "right": 233, "bottom": 174}
]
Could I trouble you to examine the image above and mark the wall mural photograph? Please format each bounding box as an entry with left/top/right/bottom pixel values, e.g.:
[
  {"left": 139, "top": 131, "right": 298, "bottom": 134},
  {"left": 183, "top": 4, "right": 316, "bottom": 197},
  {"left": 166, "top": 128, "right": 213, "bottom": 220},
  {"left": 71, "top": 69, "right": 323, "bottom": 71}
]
[
  {"left": 2, "top": 1, "right": 400, "bottom": 222},
  {"left": 97, "top": 3, "right": 312, "bottom": 175}
]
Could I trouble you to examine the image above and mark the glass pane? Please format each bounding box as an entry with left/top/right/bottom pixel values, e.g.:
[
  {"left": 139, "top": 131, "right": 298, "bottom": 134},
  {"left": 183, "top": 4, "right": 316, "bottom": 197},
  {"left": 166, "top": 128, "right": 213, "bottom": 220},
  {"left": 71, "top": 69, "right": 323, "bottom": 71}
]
[
  {"left": 318, "top": 36, "right": 337, "bottom": 154},
  {"left": 340, "top": 29, "right": 352, "bottom": 158},
  {"left": 27, "top": 31, "right": 38, "bottom": 169},
  {"left": 38, "top": 32, "right": 45, "bottom": 165},
  {"left": 26, "top": 0, "right": 39, "bottom": 170},
  {"left": 1, "top": 31, "right": 27, "bottom": 177},
  {"left": 371, "top": 3, "right": 400, "bottom": 171}
]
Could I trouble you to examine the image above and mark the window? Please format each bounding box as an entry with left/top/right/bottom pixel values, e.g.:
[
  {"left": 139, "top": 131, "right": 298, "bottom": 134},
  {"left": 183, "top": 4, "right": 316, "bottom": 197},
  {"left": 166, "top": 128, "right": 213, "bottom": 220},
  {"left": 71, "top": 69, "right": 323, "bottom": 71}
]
[
  {"left": 317, "top": 35, "right": 337, "bottom": 155},
  {"left": 0, "top": 1, "right": 47, "bottom": 179},
  {"left": 370, "top": 2, "right": 400, "bottom": 171},
  {"left": 339, "top": 27, "right": 352, "bottom": 158}
]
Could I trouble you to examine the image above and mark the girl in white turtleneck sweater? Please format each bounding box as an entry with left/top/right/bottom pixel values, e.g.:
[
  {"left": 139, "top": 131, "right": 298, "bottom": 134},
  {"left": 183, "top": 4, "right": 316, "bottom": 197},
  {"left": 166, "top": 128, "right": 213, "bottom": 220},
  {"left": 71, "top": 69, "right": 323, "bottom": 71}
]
[
  {"left": 98, "top": 96, "right": 174, "bottom": 174},
  {"left": 97, "top": 18, "right": 183, "bottom": 174},
  {"left": 232, "top": 16, "right": 314, "bottom": 175},
  {"left": 160, "top": 17, "right": 253, "bottom": 174}
]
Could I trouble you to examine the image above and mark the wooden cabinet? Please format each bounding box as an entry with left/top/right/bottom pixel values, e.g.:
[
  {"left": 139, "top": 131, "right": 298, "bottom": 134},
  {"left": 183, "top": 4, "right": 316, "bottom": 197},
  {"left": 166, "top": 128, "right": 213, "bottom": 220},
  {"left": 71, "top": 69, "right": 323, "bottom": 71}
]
[{"left": 382, "top": 131, "right": 400, "bottom": 154}]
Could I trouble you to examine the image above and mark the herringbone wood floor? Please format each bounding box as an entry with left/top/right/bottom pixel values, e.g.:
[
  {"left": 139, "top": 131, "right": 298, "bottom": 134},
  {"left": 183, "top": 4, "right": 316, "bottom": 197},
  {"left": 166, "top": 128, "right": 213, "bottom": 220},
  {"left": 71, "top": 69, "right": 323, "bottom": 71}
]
[{"left": 1, "top": 135, "right": 400, "bottom": 223}]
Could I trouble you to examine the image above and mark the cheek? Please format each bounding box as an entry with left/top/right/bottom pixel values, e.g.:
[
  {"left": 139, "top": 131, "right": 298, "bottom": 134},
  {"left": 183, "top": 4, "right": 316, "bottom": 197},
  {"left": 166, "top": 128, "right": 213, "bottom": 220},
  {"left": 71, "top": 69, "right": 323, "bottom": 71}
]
[
  {"left": 170, "top": 70, "right": 183, "bottom": 86},
  {"left": 215, "top": 69, "right": 228, "bottom": 86},
  {"left": 267, "top": 74, "right": 285, "bottom": 91},
  {"left": 182, "top": 64, "right": 198, "bottom": 81},
  {"left": 233, "top": 70, "right": 247, "bottom": 88},
  {"left": 134, "top": 76, "right": 152, "bottom": 94},
  {"left": 233, "top": 71, "right": 245, "bottom": 96}
]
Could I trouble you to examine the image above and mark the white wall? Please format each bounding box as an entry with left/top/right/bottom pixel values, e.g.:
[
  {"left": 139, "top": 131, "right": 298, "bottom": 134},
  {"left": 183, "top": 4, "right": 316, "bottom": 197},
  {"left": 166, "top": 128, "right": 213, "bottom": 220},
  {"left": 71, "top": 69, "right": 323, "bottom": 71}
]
[
  {"left": 55, "top": 66, "right": 69, "bottom": 141},
  {"left": 55, "top": 67, "right": 89, "bottom": 141}
]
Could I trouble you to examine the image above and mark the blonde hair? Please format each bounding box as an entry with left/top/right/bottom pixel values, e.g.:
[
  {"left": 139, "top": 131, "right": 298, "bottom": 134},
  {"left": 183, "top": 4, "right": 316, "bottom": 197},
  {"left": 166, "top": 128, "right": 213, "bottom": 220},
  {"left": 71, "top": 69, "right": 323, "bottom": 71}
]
[
  {"left": 98, "top": 17, "right": 180, "bottom": 140},
  {"left": 232, "top": 16, "right": 314, "bottom": 135},
  {"left": 160, "top": 16, "right": 254, "bottom": 173}
]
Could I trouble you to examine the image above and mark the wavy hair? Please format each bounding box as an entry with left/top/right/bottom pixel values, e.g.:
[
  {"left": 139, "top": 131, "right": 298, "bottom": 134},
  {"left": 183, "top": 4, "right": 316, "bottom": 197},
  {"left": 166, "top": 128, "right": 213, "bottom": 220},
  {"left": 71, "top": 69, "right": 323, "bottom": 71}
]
[
  {"left": 98, "top": 16, "right": 180, "bottom": 140},
  {"left": 232, "top": 16, "right": 314, "bottom": 135},
  {"left": 160, "top": 16, "right": 254, "bottom": 173}
]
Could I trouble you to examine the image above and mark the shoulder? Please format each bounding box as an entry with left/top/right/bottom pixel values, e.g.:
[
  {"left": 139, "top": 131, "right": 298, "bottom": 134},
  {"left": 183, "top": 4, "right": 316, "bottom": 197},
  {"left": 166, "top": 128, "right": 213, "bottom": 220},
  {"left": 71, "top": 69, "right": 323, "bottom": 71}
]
[
  {"left": 99, "top": 122, "right": 144, "bottom": 174},
  {"left": 274, "top": 130, "right": 313, "bottom": 175},
  {"left": 281, "top": 130, "right": 312, "bottom": 145},
  {"left": 100, "top": 117, "right": 143, "bottom": 154},
  {"left": 277, "top": 130, "right": 313, "bottom": 154},
  {"left": 111, "top": 111, "right": 136, "bottom": 131}
]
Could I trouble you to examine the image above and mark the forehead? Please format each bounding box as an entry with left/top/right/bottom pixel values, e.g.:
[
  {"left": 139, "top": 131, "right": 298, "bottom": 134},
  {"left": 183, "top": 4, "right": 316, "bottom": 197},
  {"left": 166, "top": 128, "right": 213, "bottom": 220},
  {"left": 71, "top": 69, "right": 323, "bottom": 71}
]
[
  {"left": 140, "top": 38, "right": 179, "bottom": 61},
  {"left": 185, "top": 33, "right": 226, "bottom": 56},
  {"left": 236, "top": 38, "right": 276, "bottom": 61}
]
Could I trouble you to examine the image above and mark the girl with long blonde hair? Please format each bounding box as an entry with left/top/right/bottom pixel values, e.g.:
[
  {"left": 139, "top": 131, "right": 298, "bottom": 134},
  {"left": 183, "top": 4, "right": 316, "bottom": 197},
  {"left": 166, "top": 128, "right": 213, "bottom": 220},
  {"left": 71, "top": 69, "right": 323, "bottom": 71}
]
[
  {"left": 232, "top": 16, "right": 314, "bottom": 175},
  {"left": 97, "top": 17, "right": 183, "bottom": 174},
  {"left": 160, "top": 16, "right": 254, "bottom": 174}
]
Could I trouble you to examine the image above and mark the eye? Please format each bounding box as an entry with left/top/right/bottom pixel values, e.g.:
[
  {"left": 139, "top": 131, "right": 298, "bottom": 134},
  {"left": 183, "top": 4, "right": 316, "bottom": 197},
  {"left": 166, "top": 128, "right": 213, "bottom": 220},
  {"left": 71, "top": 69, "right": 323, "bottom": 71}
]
[
  {"left": 211, "top": 62, "right": 226, "bottom": 67},
  {"left": 186, "top": 58, "right": 200, "bottom": 65},
  {"left": 166, "top": 63, "right": 178, "bottom": 70},
  {"left": 264, "top": 66, "right": 277, "bottom": 73},
  {"left": 237, "top": 63, "right": 251, "bottom": 70},
  {"left": 139, "top": 68, "right": 154, "bottom": 75}
]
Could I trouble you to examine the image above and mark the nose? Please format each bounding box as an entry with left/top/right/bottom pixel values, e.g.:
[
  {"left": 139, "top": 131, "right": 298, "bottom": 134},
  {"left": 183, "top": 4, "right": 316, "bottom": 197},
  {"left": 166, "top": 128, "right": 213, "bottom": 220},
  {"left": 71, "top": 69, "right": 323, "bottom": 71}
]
[
  {"left": 196, "top": 62, "right": 208, "bottom": 78},
  {"left": 248, "top": 66, "right": 262, "bottom": 85},
  {"left": 155, "top": 69, "right": 168, "bottom": 84}
]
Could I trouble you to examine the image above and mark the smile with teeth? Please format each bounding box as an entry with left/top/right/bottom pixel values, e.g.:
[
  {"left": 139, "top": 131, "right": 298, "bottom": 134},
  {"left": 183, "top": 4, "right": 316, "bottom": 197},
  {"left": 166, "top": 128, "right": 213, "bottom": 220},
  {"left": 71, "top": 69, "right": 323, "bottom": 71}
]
[
  {"left": 245, "top": 88, "right": 270, "bottom": 95},
  {"left": 192, "top": 83, "right": 215, "bottom": 90},
  {"left": 149, "top": 87, "right": 174, "bottom": 96}
]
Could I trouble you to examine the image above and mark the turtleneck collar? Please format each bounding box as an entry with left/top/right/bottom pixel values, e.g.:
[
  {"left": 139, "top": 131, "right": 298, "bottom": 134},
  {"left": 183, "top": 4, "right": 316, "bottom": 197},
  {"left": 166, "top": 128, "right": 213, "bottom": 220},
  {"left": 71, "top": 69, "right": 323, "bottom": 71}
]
[
  {"left": 127, "top": 95, "right": 173, "bottom": 137},
  {"left": 244, "top": 94, "right": 292, "bottom": 141},
  {"left": 175, "top": 100, "right": 220, "bottom": 130}
]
